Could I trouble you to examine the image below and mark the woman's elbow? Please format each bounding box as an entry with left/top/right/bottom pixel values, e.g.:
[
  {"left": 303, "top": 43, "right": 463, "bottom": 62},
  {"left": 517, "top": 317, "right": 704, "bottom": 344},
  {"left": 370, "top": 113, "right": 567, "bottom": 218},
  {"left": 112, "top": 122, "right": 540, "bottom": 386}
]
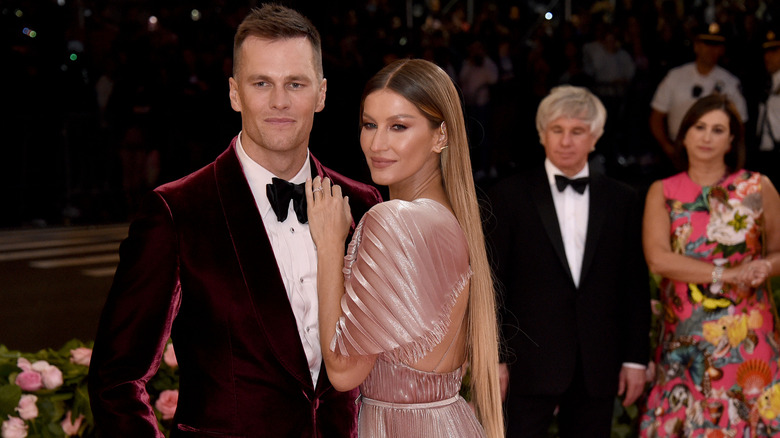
[
  {"left": 642, "top": 246, "right": 665, "bottom": 276},
  {"left": 645, "top": 257, "right": 663, "bottom": 276},
  {"left": 323, "top": 352, "right": 376, "bottom": 391},
  {"left": 326, "top": 368, "right": 362, "bottom": 392}
]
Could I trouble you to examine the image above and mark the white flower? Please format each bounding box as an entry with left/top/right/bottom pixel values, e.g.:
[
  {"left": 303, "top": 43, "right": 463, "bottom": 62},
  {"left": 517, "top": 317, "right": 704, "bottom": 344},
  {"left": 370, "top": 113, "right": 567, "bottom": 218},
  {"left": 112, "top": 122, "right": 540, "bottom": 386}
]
[
  {"left": 707, "top": 199, "right": 755, "bottom": 246},
  {"left": 30, "top": 361, "right": 63, "bottom": 389},
  {"left": 29, "top": 361, "right": 49, "bottom": 373},
  {"left": 15, "top": 358, "right": 31, "bottom": 373},
  {"left": 1, "top": 416, "right": 28, "bottom": 438},
  {"left": 69, "top": 347, "right": 92, "bottom": 367},
  {"left": 60, "top": 411, "right": 84, "bottom": 436},
  {"left": 15, "top": 395, "right": 38, "bottom": 420}
]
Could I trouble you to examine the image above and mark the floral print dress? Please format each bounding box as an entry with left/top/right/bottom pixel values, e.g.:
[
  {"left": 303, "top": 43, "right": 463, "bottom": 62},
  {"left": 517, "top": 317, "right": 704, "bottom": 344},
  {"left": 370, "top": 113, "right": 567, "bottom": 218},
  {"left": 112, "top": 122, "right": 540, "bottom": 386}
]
[{"left": 640, "top": 170, "right": 780, "bottom": 437}]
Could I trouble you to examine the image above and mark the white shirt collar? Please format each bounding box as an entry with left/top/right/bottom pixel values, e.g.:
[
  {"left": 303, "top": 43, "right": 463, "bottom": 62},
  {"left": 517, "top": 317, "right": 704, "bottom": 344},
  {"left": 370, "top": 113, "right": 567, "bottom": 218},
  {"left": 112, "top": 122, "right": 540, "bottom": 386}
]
[
  {"left": 234, "top": 131, "right": 311, "bottom": 219},
  {"left": 544, "top": 158, "right": 589, "bottom": 187}
]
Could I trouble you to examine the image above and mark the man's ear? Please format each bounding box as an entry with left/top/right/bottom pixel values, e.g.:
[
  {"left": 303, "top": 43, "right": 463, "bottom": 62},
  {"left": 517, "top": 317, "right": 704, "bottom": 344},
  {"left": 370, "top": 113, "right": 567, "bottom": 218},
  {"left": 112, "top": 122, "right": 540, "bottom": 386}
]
[
  {"left": 228, "top": 77, "right": 241, "bottom": 112},
  {"left": 315, "top": 78, "right": 327, "bottom": 113}
]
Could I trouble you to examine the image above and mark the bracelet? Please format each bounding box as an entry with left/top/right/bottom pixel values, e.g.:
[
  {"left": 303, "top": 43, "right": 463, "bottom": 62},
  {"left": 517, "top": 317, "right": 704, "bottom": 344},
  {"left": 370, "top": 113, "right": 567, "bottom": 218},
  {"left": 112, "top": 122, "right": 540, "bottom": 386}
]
[{"left": 712, "top": 265, "right": 724, "bottom": 284}]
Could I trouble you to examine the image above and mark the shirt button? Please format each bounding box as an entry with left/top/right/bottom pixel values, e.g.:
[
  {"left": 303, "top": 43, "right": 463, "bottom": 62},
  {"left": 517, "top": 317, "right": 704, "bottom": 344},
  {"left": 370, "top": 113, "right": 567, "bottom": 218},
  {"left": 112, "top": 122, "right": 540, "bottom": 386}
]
[
  {"left": 300, "top": 277, "right": 305, "bottom": 283},
  {"left": 290, "top": 227, "right": 295, "bottom": 234}
]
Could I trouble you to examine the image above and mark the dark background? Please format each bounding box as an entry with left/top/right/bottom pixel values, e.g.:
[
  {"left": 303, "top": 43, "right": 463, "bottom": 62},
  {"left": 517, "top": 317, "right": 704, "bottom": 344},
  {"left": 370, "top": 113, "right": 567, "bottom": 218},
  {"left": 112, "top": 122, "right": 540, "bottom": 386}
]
[
  {"left": 4, "top": 0, "right": 778, "bottom": 230},
  {"left": 1, "top": 0, "right": 779, "bottom": 351}
]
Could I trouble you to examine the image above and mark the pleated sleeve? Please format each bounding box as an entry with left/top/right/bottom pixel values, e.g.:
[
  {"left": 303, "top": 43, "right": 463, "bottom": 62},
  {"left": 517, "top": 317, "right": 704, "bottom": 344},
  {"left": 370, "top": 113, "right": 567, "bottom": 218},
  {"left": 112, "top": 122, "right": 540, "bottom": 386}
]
[{"left": 330, "top": 198, "right": 472, "bottom": 364}]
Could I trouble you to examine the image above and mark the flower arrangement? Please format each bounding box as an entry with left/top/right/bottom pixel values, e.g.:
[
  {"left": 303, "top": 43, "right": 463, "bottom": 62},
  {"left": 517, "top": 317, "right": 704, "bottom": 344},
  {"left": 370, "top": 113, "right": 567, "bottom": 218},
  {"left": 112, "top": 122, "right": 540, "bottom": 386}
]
[{"left": 0, "top": 339, "right": 179, "bottom": 438}]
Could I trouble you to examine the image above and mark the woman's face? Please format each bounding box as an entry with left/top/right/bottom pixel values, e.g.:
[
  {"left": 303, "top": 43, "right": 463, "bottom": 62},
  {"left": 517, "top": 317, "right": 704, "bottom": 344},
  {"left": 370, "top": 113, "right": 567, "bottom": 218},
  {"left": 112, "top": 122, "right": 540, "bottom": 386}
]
[
  {"left": 360, "top": 89, "right": 444, "bottom": 191},
  {"left": 683, "top": 109, "right": 733, "bottom": 165}
]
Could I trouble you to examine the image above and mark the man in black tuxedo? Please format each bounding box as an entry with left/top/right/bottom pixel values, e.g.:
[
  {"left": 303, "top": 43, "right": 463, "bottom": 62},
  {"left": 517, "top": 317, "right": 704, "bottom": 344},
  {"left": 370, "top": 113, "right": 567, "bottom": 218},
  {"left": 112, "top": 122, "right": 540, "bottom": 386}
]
[
  {"left": 485, "top": 85, "right": 650, "bottom": 437},
  {"left": 88, "top": 5, "right": 381, "bottom": 437}
]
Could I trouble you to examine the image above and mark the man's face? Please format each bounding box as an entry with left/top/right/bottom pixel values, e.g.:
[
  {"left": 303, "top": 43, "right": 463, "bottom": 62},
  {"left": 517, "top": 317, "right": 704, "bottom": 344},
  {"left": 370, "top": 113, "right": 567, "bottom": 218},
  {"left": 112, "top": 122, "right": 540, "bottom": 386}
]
[
  {"left": 694, "top": 41, "right": 725, "bottom": 68},
  {"left": 229, "top": 36, "right": 326, "bottom": 163},
  {"left": 540, "top": 117, "right": 597, "bottom": 176}
]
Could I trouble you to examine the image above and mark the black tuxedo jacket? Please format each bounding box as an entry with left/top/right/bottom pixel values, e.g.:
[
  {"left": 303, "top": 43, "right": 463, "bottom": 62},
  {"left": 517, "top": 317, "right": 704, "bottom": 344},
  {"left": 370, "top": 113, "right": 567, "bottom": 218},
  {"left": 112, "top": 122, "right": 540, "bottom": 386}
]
[
  {"left": 88, "top": 137, "right": 382, "bottom": 437},
  {"left": 485, "top": 164, "right": 650, "bottom": 398}
]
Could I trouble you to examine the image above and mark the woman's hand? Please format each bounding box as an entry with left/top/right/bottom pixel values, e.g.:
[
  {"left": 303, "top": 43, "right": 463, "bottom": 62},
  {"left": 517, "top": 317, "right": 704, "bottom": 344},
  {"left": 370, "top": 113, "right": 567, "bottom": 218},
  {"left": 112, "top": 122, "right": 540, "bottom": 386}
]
[
  {"left": 742, "top": 260, "right": 771, "bottom": 287},
  {"left": 726, "top": 259, "right": 772, "bottom": 288},
  {"left": 306, "top": 176, "right": 352, "bottom": 250}
]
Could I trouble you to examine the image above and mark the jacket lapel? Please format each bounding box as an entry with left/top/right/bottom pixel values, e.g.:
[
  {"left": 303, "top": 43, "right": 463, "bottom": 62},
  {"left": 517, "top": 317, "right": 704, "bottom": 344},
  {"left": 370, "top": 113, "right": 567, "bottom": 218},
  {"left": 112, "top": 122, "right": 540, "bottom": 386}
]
[
  {"left": 580, "top": 172, "right": 609, "bottom": 285},
  {"left": 310, "top": 155, "right": 358, "bottom": 234},
  {"left": 214, "top": 142, "right": 314, "bottom": 390},
  {"left": 530, "top": 166, "right": 575, "bottom": 285}
]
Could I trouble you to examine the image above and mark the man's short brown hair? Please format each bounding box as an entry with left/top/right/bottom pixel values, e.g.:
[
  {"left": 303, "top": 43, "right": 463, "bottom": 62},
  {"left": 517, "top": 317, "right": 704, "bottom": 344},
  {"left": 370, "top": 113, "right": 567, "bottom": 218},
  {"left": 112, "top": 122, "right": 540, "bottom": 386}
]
[{"left": 233, "top": 4, "right": 323, "bottom": 79}]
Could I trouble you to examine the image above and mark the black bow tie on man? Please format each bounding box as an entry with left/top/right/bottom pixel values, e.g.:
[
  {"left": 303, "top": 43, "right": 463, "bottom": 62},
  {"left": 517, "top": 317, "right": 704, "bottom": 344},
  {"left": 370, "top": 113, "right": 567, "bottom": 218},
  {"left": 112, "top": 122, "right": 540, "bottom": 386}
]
[
  {"left": 555, "top": 174, "right": 590, "bottom": 194},
  {"left": 267, "top": 177, "right": 308, "bottom": 223}
]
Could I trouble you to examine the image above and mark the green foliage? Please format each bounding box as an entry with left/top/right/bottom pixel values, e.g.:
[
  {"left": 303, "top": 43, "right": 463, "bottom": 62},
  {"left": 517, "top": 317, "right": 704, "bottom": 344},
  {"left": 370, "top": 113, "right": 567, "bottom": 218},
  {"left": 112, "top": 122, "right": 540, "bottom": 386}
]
[{"left": 0, "top": 339, "right": 179, "bottom": 438}]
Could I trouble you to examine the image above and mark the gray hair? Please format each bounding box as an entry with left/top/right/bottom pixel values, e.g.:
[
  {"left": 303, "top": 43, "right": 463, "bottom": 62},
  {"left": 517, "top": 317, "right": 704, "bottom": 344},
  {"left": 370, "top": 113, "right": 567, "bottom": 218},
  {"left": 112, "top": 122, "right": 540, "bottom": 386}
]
[{"left": 535, "top": 85, "right": 607, "bottom": 142}]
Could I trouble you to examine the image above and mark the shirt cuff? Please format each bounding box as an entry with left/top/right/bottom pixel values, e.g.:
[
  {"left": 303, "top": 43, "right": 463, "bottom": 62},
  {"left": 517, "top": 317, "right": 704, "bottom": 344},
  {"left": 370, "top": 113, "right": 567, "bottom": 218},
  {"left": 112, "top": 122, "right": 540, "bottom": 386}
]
[{"left": 622, "top": 362, "right": 646, "bottom": 370}]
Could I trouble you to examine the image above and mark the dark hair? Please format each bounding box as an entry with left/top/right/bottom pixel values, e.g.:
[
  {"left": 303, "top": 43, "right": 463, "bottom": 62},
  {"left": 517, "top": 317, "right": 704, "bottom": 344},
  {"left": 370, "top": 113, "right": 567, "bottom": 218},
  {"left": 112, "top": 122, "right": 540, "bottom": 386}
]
[
  {"left": 233, "top": 4, "right": 323, "bottom": 79},
  {"left": 673, "top": 94, "right": 745, "bottom": 171}
]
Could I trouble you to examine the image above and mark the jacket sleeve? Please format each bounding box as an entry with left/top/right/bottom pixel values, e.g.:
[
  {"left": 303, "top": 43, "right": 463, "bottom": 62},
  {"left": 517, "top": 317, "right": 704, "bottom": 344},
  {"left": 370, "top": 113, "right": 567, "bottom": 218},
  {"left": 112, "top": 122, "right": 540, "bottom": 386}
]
[
  {"left": 483, "top": 181, "right": 517, "bottom": 364},
  {"left": 88, "top": 191, "right": 181, "bottom": 437},
  {"left": 619, "top": 188, "right": 652, "bottom": 366}
]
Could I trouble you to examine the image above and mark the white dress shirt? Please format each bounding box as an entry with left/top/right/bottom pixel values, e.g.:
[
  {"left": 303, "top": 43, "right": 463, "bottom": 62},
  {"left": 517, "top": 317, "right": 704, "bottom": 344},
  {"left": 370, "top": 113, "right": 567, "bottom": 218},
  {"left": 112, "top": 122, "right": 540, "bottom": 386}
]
[
  {"left": 235, "top": 133, "right": 322, "bottom": 387},
  {"left": 545, "top": 159, "right": 589, "bottom": 288}
]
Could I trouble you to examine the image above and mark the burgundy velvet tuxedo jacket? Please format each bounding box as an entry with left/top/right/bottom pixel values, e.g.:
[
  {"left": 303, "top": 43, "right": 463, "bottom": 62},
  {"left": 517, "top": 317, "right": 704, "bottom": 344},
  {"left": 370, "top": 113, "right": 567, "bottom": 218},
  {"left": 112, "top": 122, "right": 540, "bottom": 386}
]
[
  {"left": 485, "top": 164, "right": 650, "bottom": 398},
  {"left": 88, "top": 137, "right": 382, "bottom": 437}
]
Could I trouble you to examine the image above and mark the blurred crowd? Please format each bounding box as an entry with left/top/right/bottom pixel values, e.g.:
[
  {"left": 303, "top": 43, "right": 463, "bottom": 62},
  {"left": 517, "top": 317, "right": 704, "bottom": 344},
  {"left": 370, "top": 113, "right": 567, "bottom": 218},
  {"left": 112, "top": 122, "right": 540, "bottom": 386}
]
[{"left": 2, "top": 0, "right": 779, "bottom": 227}]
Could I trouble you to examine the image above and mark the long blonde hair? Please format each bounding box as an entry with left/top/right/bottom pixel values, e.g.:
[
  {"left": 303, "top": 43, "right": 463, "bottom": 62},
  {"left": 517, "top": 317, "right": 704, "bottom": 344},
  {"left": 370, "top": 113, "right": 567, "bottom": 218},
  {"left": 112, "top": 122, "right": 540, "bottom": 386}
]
[{"left": 360, "top": 58, "right": 504, "bottom": 438}]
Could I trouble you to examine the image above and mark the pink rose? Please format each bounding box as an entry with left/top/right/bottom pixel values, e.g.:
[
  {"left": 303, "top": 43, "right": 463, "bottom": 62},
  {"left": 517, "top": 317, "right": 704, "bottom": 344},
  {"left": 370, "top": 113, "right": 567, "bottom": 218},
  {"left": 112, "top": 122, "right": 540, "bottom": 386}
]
[
  {"left": 163, "top": 343, "right": 178, "bottom": 368},
  {"left": 31, "top": 361, "right": 62, "bottom": 390},
  {"left": 650, "top": 299, "right": 662, "bottom": 316},
  {"left": 15, "top": 372, "right": 42, "bottom": 392},
  {"left": 60, "top": 411, "right": 84, "bottom": 436},
  {"left": 16, "top": 358, "right": 31, "bottom": 373},
  {"left": 154, "top": 389, "right": 178, "bottom": 420},
  {"left": 41, "top": 366, "right": 63, "bottom": 390},
  {"left": 1, "top": 416, "right": 28, "bottom": 438},
  {"left": 15, "top": 395, "right": 38, "bottom": 420},
  {"left": 69, "top": 348, "right": 92, "bottom": 367}
]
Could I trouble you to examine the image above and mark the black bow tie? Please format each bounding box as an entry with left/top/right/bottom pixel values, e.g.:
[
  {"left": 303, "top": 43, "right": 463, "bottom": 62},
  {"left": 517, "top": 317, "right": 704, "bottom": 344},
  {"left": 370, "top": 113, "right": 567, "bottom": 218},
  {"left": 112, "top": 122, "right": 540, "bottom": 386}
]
[
  {"left": 555, "top": 175, "right": 590, "bottom": 194},
  {"left": 266, "top": 177, "right": 307, "bottom": 223}
]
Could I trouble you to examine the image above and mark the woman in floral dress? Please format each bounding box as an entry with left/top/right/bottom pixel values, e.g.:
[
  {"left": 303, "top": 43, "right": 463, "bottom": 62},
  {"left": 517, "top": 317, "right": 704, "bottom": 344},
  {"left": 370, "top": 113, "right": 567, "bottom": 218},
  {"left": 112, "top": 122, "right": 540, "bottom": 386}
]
[{"left": 640, "top": 94, "right": 780, "bottom": 437}]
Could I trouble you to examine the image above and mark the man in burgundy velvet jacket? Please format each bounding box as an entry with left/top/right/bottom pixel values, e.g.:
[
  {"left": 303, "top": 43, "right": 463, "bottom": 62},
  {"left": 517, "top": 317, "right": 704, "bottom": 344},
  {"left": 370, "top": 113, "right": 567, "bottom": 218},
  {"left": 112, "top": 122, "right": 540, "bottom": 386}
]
[{"left": 88, "top": 5, "right": 381, "bottom": 437}]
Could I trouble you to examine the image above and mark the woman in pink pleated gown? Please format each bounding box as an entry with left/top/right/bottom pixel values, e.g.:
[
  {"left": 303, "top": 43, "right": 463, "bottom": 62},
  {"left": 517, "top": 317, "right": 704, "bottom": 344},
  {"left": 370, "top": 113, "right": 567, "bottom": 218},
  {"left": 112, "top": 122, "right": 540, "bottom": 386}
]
[{"left": 306, "top": 59, "right": 504, "bottom": 438}]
